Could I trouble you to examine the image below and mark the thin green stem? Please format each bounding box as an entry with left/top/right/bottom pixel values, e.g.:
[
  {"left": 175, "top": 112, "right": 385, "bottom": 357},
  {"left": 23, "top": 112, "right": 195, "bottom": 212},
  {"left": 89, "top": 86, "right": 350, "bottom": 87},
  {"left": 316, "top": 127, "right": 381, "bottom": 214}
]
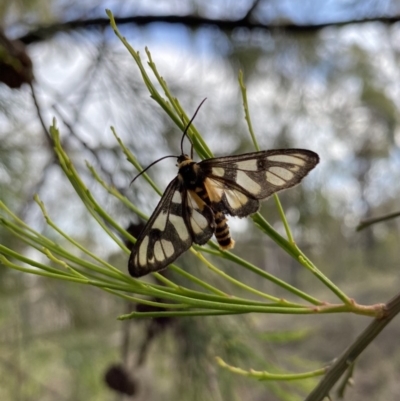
[
  {"left": 204, "top": 242, "right": 323, "bottom": 306},
  {"left": 0, "top": 245, "right": 77, "bottom": 278},
  {"left": 102, "top": 288, "right": 190, "bottom": 309},
  {"left": 34, "top": 194, "right": 135, "bottom": 281},
  {"left": 119, "top": 310, "right": 244, "bottom": 320},
  {"left": 216, "top": 356, "right": 327, "bottom": 381},
  {"left": 0, "top": 255, "right": 89, "bottom": 284},
  {"left": 51, "top": 124, "right": 129, "bottom": 252},
  {"left": 298, "top": 254, "right": 352, "bottom": 306},
  {"left": 238, "top": 70, "right": 259, "bottom": 152},
  {"left": 238, "top": 70, "right": 302, "bottom": 249},
  {"left": 106, "top": 10, "right": 159, "bottom": 100},
  {"left": 169, "top": 263, "right": 228, "bottom": 296},
  {"left": 115, "top": 302, "right": 356, "bottom": 317},
  {"left": 273, "top": 194, "right": 296, "bottom": 244},
  {"left": 170, "top": 98, "right": 213, "bottom": 160},
  {"left": 110, "top": 127, "right": 163, "bottom": 197},
  {"left": 1, "top": 216, "right": 136, "bottom": 285},
  {"left": 253, "top": 213, "right": 352, "bottom": 304},
  {"left": 196, "top": 250, "right": 281, "bottom": 302}
]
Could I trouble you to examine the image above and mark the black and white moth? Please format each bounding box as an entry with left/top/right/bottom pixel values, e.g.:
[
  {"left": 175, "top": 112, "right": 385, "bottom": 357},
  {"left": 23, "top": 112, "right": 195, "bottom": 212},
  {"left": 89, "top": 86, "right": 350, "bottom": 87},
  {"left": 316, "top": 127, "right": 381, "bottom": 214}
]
[{"left": 128, "top": 104, "right": 319, "bottom": 277}]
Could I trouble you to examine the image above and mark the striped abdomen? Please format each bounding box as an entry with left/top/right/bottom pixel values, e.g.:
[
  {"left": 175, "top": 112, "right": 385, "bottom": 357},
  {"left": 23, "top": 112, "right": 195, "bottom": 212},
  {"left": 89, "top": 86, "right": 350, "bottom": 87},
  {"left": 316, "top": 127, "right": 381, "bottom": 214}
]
[
  {"left": 194, "top": 186, "right": 235, "bottom": 250},
  {"left": 213, "top": 211, "right": 235, "bottom": 250}
]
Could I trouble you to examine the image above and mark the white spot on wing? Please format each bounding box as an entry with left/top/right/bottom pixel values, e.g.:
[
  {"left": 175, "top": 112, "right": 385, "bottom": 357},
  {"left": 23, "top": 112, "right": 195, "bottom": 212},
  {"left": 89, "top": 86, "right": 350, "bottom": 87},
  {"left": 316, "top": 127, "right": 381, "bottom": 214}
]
[
  {"left": 266, "top": 171, "right": 286, "bottom": 186},
  {"left": 152, "top": 212, "right": 168, "bottom": 231},
  {"left": 161, "top": 240, "right": 174, "bottom": 258},
  {"left": 267, "top": 154, "right": 306, "bottom": 166},
  {"left": 212, "top": 167, "right": 225, "bottom": 177},
  {"left": 172, "top": 191, "right": 181, "bottom": 204},
  {"left": 236, "top": 159, "right": 258, "bottom": 171},
  {"left": 190, "top": 209, "right": 209, "bottom": 234},
  {"left": 269, "top": 166, "right": 294, "bottom": 180},
  {"left": 169, "top": 214, "right": 189, "bottom": 241},
  {"left": 139, "top": 236, "right": 149, "bottom": 266},
  {"left": 236, "top": 171, "right": 261, "bottom": 195},
  {"left": 225, "top": 189, "right": 248, "bottom": 209},
  {"left": 154, "top": 240, "right": 163, "bottom": 262}
]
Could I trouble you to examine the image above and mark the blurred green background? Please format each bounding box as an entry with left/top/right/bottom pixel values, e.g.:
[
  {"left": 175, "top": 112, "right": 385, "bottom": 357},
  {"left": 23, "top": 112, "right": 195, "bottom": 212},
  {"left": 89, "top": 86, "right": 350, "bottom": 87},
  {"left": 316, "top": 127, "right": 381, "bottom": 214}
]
[{"left": 1, "top": 1, "right": 400, "bottom": 400}]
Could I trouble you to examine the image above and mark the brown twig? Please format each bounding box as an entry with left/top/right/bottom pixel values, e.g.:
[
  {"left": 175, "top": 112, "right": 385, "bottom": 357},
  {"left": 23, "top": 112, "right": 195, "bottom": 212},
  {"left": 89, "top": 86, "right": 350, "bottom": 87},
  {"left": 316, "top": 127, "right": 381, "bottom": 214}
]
[
  {"left": 52, "top": 104, "right": 119, "bottom": 190},
  {"left": 18, "top": 82, "right": 59, "bottom": 217},
  {"left": 356, "top": 210, "right": 400, "bottom": 231},
  {"left": 305, "top": 292, "right": 400, "bottom": 401},
  {"left": 29, "top": 82, "right": 53, "bottom": 148}
]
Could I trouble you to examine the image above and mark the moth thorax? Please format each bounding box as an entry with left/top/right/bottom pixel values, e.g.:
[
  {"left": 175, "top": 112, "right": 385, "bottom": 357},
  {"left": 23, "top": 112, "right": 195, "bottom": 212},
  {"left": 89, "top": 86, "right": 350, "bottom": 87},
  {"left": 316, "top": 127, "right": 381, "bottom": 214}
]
[{"left": 178, "top": 161, "right": 202, "bottom": 188}]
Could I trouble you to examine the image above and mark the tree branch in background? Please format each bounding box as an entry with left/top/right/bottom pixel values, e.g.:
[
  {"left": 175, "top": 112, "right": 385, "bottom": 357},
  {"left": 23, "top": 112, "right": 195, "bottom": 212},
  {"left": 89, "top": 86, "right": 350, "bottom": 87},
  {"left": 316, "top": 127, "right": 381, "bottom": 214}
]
[
  {"left": 53, "top": 104, "right": 120, "bottom": 191},
  {"left": 356, "top": 210, "right": 400, "bottom": 231},
  {"left": 0, "top": 29, "right": 33, "bottom": 88},
  {"left": 18, "top": 82, "right": 58, "bottom": 217},
  {"left": 242, "top": 0, "right": 262, "bottom": 21},
  {"left": 29, "top": 82, "right": 53, "bottom": 148},
  {"left": 305, "top": 293, "right": 400, "bottom": 401},
  {"left": 17, "top": 13, "right": 400, "bottom": 45}
]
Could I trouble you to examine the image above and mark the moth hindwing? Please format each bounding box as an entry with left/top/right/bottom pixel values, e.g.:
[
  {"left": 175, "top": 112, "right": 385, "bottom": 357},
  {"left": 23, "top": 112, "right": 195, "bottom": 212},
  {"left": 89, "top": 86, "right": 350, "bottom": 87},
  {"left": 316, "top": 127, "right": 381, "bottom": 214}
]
[{"left": 129, "top": 149, "right": 319, "bottom": 277}]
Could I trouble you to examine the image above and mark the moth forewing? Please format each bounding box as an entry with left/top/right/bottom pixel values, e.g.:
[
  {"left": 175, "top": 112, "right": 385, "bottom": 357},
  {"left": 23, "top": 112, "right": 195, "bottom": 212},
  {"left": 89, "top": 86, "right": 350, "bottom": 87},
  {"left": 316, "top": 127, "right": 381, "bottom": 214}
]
[
  {"left": 199, "top": 149, "right": 319, "bottom": 211},
  {"left": 128, "top": 178, "right": 216, "bottom": 277},
  {"left": 128, "top": 179, "right": 191, "bottom": 277}
]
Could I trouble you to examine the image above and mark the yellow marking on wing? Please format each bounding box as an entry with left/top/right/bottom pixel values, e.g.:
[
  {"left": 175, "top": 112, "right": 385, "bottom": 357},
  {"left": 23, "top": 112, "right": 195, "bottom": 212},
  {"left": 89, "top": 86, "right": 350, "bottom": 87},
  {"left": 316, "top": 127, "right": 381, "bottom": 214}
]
[
  {"left": 204, "top": 178, "right": 224, "bottom": 203},
  {"left": 225, "top": 189, "right": 249, "bottom": 209},
  {"left": 188, "top": 190, "right": 207, "bottom": 211}
]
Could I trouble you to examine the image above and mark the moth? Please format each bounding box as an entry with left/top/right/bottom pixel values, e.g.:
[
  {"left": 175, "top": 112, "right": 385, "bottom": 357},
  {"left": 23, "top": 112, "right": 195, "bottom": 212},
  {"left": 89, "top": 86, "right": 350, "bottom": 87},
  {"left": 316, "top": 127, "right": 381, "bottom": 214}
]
[{"left": 128, "top": 101, "right": 319, "bottom": 277}]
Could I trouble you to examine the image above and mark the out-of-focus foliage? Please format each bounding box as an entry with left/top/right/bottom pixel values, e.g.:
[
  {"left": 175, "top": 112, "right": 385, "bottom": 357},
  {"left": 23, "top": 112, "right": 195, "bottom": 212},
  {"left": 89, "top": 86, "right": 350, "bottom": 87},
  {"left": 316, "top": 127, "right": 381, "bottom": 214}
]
[{"left": 0, "top": 0, "right": 54, "bottom": 25}]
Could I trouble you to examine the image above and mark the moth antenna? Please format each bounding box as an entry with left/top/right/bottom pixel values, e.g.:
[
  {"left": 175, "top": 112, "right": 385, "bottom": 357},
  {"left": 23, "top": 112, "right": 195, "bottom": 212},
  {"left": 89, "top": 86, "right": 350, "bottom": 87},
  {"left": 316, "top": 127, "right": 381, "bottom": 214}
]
[
  {"left": 130, "top": 155, "right": 176, "bottom": 186},
  {"left": 180, "top": 98, "right": 207, "bottom": 157}
]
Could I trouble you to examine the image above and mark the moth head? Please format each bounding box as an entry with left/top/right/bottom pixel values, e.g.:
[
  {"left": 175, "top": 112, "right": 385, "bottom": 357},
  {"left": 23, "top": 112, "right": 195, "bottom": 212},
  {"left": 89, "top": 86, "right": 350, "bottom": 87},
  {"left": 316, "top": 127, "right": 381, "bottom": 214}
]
[{"left": 176, "top": 154, "right": 192, "bottom": 167}]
